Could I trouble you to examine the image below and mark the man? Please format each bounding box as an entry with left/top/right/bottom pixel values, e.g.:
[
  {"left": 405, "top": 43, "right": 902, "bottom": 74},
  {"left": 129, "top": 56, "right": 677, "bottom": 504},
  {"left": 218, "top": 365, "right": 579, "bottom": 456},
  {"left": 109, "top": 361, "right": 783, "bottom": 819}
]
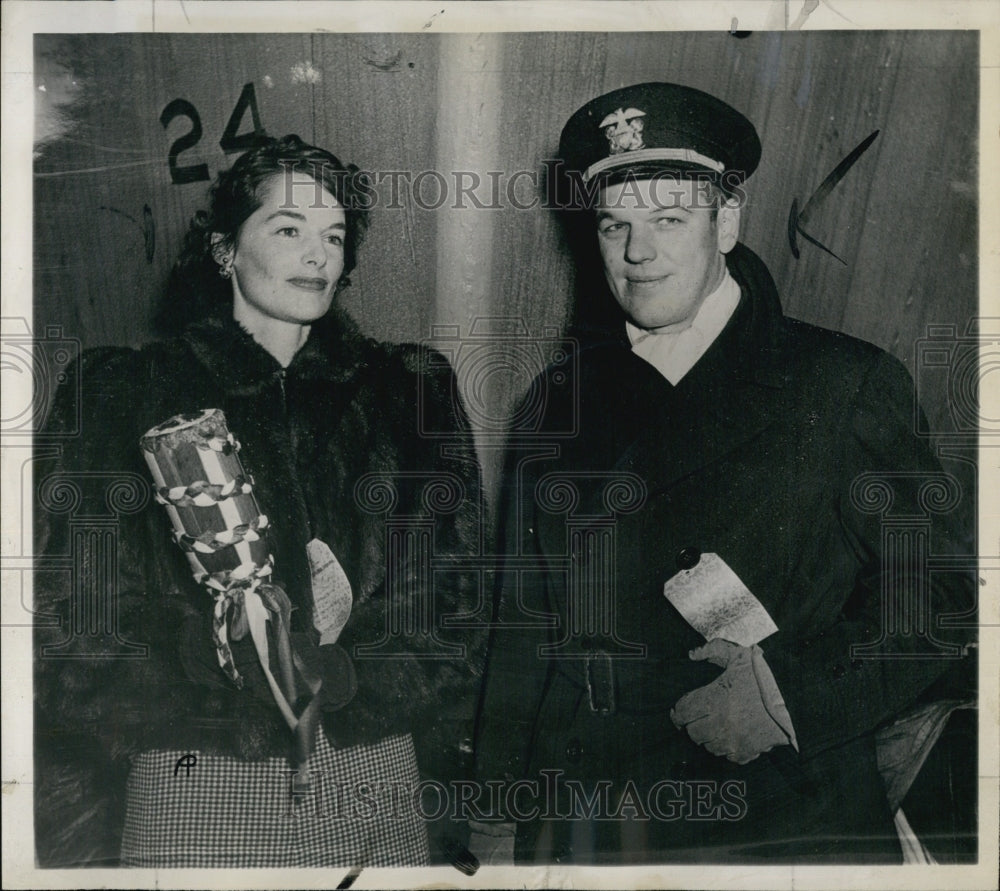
[{"left": 475, "top": 83, "right": 974, "bottom": 864}]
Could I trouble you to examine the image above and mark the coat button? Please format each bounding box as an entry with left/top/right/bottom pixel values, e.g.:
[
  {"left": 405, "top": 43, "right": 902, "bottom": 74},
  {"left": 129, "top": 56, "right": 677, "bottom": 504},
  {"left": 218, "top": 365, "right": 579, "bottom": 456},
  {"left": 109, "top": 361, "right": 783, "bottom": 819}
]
[
  {"left": 832, "top": 663, "right": 847, "bottom": 679},
  {"left": 676, "top": 547, "right": 701, "bottom": 570},
  {"left": 565, "top": 738, "right": 583, "bottom": 764}
]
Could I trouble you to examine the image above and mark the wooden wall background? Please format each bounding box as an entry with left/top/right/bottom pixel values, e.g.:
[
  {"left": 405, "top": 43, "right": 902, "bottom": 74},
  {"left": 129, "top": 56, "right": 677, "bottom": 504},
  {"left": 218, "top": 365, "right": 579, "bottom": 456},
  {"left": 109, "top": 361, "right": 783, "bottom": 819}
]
[{"left": 34, "top": 31, "right": 978, "bottom": 497}]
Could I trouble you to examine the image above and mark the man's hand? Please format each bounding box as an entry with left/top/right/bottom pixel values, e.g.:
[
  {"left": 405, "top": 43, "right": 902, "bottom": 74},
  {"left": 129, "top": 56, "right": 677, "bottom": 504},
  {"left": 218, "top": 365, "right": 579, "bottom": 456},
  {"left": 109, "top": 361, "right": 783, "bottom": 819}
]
[{"left": 670, "top": 638, "right": 796, "bottom": 764}]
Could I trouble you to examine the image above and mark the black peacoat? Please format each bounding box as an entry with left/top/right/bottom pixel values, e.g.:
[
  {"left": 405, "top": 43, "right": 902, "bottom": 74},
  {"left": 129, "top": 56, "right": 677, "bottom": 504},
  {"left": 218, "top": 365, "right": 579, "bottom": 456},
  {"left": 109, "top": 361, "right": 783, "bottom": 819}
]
[{"left": 475, "top": 243, "right": 975, "bottom": 864}]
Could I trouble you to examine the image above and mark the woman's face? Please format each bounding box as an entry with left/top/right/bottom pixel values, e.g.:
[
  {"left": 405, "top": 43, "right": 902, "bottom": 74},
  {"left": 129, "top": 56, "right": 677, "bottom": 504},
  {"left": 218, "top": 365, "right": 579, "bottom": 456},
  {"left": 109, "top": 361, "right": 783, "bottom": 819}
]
[{"left": 224, "top": 173, "right": 347, "bottom": 327}]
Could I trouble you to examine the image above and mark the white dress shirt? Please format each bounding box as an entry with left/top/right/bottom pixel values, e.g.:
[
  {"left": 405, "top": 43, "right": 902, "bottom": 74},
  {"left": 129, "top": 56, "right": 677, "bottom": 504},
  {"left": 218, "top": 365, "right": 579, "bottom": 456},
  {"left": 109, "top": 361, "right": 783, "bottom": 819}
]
[{"left": 626, "top": 270, "right": 741, "bottom": 384}]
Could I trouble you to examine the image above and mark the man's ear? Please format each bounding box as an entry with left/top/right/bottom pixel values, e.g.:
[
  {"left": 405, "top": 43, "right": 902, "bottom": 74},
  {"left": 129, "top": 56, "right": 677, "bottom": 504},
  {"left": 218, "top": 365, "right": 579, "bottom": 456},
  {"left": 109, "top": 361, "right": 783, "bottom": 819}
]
[{"left": 716, "top": 199, "right": 741, "bottom": 255}]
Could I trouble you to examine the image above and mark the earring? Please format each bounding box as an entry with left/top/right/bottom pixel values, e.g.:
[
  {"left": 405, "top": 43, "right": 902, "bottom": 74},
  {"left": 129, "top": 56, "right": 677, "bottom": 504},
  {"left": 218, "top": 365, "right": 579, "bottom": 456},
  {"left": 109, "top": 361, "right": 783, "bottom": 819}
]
[{"left": 218, "top": 257, "right": 234, "bottom": 279}]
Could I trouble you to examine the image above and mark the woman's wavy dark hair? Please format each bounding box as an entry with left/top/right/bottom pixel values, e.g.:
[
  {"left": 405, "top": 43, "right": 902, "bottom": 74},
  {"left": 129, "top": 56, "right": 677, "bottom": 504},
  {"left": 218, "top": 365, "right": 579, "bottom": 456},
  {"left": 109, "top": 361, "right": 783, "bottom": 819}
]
[{"left": 157, "top": 134, "right": 370, "bottom": 334}]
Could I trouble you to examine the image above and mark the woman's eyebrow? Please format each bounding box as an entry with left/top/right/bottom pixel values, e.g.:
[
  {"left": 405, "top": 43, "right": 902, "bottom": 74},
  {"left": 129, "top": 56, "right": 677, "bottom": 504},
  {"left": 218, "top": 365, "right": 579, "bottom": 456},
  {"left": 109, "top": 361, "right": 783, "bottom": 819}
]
[{"left": 263, "top": 210, "right": 307, "bottom": 223}]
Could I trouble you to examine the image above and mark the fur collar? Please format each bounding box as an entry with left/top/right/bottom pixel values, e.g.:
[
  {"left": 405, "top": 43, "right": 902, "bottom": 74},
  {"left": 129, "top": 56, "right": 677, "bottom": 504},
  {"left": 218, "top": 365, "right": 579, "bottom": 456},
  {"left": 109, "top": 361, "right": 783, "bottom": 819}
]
[{"left": 180, "top": 306, "right": 377, "bottom": 396}]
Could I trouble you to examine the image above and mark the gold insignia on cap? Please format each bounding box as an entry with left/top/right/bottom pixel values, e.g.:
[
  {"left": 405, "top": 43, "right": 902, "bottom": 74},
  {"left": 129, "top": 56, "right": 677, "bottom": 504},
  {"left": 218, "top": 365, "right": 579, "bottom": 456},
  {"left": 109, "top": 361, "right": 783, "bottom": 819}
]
[{"left": 599, "top": 107, "right": 646, "bottom": 155}]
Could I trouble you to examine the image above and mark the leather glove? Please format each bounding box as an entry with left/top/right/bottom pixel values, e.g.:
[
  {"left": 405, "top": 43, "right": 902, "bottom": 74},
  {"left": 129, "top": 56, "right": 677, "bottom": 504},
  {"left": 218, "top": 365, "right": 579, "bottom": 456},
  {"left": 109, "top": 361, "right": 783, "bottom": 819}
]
[
  {"left": 670, "top": 638, "right": 797, "bottom": 764},
  {"left": 179, "top": 613, "right": 358, "bottom": 712},
  {"left": 290, "top": 632, "right": 357, "bottom": 711},
  {"left": 177, "top": 610, "right": 280, "bottom": 705}
]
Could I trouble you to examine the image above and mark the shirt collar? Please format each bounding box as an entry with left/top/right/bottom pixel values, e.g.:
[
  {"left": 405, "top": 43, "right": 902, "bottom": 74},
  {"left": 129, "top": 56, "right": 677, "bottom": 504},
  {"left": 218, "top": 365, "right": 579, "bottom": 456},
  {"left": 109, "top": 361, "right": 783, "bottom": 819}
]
[{"left": 625, "top": 269, "right": 741, "bottom": 384}]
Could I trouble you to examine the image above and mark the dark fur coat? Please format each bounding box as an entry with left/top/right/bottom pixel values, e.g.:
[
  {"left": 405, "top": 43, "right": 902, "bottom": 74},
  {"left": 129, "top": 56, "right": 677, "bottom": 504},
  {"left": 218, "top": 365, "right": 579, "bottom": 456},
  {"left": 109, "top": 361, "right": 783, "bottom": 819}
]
[{"left": 34, "top": 308, "right": 484, "bottom": 866}]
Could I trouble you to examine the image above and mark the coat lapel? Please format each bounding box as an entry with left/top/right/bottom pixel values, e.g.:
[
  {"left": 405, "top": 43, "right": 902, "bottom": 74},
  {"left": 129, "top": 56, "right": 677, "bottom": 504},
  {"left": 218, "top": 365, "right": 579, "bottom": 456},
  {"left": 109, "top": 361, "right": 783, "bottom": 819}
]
[
  {"left": 605, "top": 243, "right": 792, "bottom": 497},
  {"left": 612, "top": 360, "right": 784, "bottom": 498}
]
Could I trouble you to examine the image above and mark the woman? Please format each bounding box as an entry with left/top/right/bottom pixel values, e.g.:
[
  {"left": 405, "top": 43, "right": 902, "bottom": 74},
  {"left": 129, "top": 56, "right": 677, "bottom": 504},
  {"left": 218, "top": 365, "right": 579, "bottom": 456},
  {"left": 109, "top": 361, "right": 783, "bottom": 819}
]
[{"left": 34, "top": 135, "right": 483, "bottom": 868}]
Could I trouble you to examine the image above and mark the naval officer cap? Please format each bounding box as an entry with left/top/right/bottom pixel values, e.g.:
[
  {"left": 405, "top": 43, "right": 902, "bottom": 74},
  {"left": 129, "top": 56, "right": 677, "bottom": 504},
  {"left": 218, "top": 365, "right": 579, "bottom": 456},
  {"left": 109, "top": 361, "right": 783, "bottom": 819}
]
[{"left": 558, "top": 82, "right": 761, "bottom": 198}]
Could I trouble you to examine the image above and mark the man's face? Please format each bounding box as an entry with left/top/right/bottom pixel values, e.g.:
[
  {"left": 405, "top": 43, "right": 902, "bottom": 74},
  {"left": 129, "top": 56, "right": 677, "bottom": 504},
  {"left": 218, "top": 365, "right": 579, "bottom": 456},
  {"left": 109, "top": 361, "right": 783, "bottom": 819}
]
[{"left": 596, "top": 177, "right": 739, "bottom": 332}]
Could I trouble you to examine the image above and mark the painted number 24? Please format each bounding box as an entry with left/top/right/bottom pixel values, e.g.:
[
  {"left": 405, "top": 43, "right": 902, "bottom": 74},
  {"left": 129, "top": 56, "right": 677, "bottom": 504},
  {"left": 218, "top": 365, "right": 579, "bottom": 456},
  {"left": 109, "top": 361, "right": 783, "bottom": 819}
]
[{"left": 160, "top": 82, "right": 266, "bottom": 184}]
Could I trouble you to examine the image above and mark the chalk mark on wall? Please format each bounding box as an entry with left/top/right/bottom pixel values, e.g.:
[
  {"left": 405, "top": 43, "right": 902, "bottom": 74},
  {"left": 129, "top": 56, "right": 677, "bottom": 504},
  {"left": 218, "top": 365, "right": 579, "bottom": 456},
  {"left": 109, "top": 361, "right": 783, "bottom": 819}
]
[{"left": 788, "top": 129, "right": 880, "bottom": 263}]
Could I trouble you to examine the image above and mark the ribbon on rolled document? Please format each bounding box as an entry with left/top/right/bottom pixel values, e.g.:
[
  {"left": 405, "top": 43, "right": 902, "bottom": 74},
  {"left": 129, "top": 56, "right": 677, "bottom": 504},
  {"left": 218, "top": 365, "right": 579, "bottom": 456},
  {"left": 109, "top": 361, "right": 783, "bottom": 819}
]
[{"left": 141, "top": 409, "right": 325, "bottom": 791}]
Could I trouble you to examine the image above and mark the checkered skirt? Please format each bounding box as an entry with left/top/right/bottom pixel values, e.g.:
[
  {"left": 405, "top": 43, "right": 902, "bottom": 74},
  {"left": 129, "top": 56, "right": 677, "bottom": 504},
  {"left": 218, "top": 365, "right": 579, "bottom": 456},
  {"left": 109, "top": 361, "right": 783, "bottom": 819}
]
[{"left": 120, "top": 732, "right": 429, "bottom": 867}]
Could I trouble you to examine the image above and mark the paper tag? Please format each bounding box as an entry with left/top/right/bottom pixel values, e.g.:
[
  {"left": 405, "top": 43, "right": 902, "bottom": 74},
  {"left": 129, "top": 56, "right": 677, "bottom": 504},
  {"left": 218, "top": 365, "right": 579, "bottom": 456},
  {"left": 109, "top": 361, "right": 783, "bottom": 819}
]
[
  {"left": 306, "top": 538, "right": 353, "bottom": 645},
  {"left": 663, "top": 552, "right": 777, "bottom": 646}
]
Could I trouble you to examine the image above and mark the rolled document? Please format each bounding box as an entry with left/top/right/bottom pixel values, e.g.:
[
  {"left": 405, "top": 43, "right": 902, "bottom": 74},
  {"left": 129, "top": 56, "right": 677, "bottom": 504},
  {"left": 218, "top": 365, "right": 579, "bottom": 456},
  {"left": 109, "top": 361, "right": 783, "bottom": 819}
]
[
  {"left": 663, "top": 552, "right": 777, "bottom": 647},
  {"left": 141, "top": 409, "right": 323, "bottom": 791},
  {"left": 140, "top": 408, "right": 274, "bottom": 686}
]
